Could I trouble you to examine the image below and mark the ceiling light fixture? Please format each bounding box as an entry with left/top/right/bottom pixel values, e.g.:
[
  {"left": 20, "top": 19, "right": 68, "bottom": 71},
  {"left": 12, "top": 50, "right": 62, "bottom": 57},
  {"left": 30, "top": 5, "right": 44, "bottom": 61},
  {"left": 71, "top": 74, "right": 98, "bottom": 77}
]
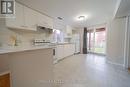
[
  {"left": 78, "top": 16, "right": 86, "bottom": 21},
  {"left": 76, "top": 15, "right": 89, "bottom": 21},
  {"left": 78, "top": 16, "right": 85, "bottom": 20},
  {"left": 57, "top": 17, "right": 63, "bottom": 20}
]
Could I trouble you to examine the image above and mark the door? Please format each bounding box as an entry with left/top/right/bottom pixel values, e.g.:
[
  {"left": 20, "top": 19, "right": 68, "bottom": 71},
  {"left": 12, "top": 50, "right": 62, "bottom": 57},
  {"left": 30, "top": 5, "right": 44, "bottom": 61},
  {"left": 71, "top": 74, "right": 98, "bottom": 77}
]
[
  {"left": 87, "top": 29, "right": 94, "bottom": 52},
  {"left": 87, "top": 28, "right": 106, "bottom": 54},
  {"left": 94, "top": 28, "right": 106, "bottom": 54}
]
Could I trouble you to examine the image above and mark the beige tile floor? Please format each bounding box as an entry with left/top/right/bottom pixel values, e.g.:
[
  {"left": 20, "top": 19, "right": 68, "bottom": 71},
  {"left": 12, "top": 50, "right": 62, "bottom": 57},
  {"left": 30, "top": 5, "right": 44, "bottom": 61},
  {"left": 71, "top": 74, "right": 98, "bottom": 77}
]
[{"left": 53, "top": 54, "right": 130, "bottom": 87}]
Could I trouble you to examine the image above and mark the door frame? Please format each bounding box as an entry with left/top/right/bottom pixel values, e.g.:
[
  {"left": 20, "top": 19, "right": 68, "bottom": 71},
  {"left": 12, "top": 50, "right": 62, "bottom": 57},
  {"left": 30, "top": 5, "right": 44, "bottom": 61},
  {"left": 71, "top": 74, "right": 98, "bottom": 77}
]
[
  {"left": 87, "top": 27, "right": 106, "bottom": 55},
  {"left": 124, "top": 16, "right": 130, "bottom": 68}
]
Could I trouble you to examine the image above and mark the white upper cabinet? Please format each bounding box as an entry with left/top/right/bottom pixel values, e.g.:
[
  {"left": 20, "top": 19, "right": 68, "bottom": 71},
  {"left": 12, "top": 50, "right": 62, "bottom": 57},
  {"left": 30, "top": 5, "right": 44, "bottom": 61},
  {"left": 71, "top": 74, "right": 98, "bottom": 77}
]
[
  {"left": 36, "top": 12, "right": 53, "bottom": 29},
  {"left": 66, "top": 25, "right": 72, "bottom": 35},
  {"left": 37, "top": 12, "right": 48, "bottom": 27},
  {"left": 6, "top": 2, "right": 53, "bottom": 31},
  {"left": 6, "top": 2, "right": 37, "bottom": 31},
  {"left": 46, "top": 16, "right": 53, "bottom": 29},
  {"left": 64, "top": 25, "right": 72, "bottom": 38},
  {"left": 6, "top": 2, "right": 24, "bottom": 29},
  {"left": 24, "top": 6, "right": 37, "bottom": 31},
  {"left": 53, "top": 19, "right": 66, "bottom": 30}
]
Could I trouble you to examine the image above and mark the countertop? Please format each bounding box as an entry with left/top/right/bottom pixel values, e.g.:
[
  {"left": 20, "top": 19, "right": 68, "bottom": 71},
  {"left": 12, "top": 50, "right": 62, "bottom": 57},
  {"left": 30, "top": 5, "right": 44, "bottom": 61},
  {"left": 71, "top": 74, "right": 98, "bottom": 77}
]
[
  {"left": 56, "top": 43, "right": 74, "bottom": 45},
  {"left": 0, "top": 45, "right": 54, "bottom": 55},
  {"left": 50, "top": 43, "right": 74, "bottom": 46},
  {"left": 0, "top": 43, "right": 74, "bottom": 55}
]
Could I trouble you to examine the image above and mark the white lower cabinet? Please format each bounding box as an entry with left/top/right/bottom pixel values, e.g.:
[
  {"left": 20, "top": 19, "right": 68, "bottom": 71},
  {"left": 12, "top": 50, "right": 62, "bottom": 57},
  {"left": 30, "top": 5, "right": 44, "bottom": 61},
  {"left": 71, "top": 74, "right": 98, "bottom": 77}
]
[
  {"left": 57, "top": 45, "right": 64, "bottom": 60},
  {"left": 56, "top": 44, "right": 75, "bottom": 61}
]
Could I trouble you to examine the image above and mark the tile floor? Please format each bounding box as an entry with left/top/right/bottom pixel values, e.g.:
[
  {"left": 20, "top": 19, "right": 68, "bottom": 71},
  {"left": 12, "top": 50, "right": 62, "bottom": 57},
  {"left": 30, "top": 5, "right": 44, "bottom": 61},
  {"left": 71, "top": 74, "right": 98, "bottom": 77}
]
[{"left": 54, "top": 54, "right": 130, "bottom": 87}]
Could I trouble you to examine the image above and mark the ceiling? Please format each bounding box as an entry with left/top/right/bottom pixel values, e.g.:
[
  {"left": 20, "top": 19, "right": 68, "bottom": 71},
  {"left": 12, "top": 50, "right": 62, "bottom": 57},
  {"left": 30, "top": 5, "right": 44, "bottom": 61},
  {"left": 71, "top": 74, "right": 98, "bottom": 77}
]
[
  {"left": 17, "top": 0, "right": 118, "bottom": 27},
  {"left": 115, "top": 0, "right": 130, "bottom": 18}
]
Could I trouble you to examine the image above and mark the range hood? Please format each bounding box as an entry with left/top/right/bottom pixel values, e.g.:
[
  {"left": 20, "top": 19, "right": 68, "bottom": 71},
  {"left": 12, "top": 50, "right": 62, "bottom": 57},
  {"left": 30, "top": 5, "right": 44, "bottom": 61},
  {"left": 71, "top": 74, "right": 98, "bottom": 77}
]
[
  {"left": 37, "top": 25, "right": 53, "bottom": 30},
  {"left": 37, "top": 25, "right": 53, "bottom": 33}
]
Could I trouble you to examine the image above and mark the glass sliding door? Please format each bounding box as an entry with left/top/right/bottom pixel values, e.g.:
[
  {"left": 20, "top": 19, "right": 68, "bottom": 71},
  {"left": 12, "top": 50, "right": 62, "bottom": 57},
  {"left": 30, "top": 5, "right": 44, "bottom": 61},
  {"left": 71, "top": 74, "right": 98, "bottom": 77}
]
[
  {"left": 87, "top": 28, "right": 106, "bottom": 54},
  {"left": 94, "top": 28, "right": 106, "bottom": 54},
  {"left": 87, "top": 29, "right": 94, "bottom": 52}
]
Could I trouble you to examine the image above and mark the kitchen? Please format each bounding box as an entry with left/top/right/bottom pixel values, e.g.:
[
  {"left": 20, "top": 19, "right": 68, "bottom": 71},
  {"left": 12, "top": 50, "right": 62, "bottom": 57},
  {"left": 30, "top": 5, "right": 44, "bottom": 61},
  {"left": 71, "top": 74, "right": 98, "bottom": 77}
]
[
  {"left": 0, "top": 1, "right": 80, "bottom": 87},
  {"left": 1, "top": 0, "right": 130, "bottom": 87}
]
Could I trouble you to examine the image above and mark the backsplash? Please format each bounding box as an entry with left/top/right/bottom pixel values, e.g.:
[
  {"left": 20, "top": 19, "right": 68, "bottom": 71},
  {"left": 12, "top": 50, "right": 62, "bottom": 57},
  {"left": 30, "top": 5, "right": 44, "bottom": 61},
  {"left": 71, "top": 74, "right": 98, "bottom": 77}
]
[{"left": 0, "top": 19, "right": 53, "bottom": 48}]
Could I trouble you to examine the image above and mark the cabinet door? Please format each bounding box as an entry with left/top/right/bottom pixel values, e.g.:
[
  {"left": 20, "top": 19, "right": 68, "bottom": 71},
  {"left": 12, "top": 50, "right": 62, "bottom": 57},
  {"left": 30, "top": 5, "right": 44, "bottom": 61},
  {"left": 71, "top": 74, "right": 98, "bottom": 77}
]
[
  {"left": 6, "top": 2, "right": 24, "bottom": 28},
  {"left": 24, "top": 6, "right": 37, "bottom": 31},
  {"left": 0, "top": 73, "right": 10, "bottom": 87},
  {"left": 64, "top": 44, "right": 75, "bottom": 57},
  {"left": 45, "top": 16, "right": 53, "bottom": 29},
  {"left": 37, "top": 12, "right": 48, "bottom": 27},
  {"left": 64, "top": 25, "right": 72, "bottom": 38},
  {"left": 37, "top": 13, "right": 53, "bottom": 29},
  {"left": 57, "top": 45, "right": 64, "bottom": 60},
  {"left": 63, "top": 44, "right": 69, "bottom": 57},
  {"left": 70, "top": 44, "right": 75, "bottom": 55},
  {"left": 66, "top": 26, "right": 72, "bottom": 34}
]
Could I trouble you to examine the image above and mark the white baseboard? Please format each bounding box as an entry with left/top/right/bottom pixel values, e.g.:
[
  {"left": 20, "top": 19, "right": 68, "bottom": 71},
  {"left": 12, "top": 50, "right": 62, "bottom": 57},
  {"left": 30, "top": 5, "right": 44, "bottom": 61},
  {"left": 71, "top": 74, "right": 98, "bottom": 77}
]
[{"left": 106, "top": 60, "right": 125, "bottom": 68}]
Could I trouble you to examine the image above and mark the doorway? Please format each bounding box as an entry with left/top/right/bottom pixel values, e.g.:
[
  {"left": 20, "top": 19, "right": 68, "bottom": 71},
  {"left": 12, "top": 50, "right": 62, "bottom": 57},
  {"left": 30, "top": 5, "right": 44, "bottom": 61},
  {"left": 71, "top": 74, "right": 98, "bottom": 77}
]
[{"left": 87, "top": 28, "right": 106, "bottom": 55}]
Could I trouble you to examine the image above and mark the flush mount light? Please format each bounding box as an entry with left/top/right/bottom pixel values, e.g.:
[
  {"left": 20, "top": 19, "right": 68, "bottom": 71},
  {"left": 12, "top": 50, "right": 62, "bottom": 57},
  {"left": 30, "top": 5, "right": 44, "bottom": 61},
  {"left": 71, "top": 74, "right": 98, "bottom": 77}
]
[
  {"left": 57, "top": 17, "right": 63, "bottom": 20},
  {"left": 78, "top": 16, "right": 85, "bottom": 20},
  {"left": 76, "top": 15, "right": 89, "bottom": 21}
]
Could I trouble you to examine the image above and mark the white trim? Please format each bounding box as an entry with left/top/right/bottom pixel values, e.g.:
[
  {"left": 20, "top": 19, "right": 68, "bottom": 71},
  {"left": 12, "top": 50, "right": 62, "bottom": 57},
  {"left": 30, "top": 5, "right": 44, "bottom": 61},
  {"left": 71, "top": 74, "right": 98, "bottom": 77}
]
[
  {"left": 126, "top": 16, "right": 130, "bottom": 68},
  {"left": 107, "top": 60, "right": 125, "bottom": 68},
  {"left": 124, "top": 16, "right": 129, "bottom": 68},
  {"left": 128, "top": 16, "right": 130, "bottom": 68}
]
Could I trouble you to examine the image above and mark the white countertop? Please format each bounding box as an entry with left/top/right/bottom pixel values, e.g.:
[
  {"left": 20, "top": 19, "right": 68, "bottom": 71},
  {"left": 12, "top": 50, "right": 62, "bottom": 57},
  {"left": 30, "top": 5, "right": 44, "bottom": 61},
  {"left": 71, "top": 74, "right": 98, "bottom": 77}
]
[
  {"left": 0, "top": 45, "right": 54, "bottom": 55},
  {"left": 0, "top": 43, "right": 74, "bottom": 55}
]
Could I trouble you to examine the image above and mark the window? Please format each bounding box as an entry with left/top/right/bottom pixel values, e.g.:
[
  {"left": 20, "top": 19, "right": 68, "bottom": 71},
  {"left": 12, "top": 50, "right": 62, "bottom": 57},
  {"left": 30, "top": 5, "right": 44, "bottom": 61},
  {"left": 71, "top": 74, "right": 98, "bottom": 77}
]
[{"left": 53, "top": 29, "right": 64, "bottom": 43}]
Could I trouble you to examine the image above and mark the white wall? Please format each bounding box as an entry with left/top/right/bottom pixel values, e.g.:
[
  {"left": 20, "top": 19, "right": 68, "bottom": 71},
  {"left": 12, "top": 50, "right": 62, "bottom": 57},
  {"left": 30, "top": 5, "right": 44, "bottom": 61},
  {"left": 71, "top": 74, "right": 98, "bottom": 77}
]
[
  {"left": 106, "top": 17, "right": 126, "bottom": 66},
  {"left": 87, "top": 23, "right": 106, "bottom": 30}
]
